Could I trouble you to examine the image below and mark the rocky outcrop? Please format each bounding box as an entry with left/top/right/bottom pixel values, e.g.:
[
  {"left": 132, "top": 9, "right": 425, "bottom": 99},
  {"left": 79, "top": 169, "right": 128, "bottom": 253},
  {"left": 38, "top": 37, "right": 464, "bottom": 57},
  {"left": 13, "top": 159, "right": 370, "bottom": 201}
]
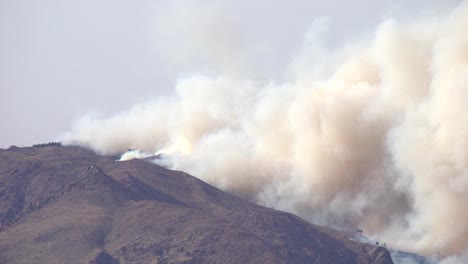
[
  {"left": 88, "top": 251, "right": 119, "bottom": 264},
  {"left": 357, "top": 246, "right": 394, "bottom": 264}
]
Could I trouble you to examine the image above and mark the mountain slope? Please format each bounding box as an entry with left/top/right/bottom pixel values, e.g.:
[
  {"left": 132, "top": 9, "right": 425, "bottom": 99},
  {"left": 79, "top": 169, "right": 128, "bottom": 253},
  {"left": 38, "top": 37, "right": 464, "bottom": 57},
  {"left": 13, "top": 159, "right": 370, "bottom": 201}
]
[{"left": 0, "top": 145, "right": 393, "bottom": 264}]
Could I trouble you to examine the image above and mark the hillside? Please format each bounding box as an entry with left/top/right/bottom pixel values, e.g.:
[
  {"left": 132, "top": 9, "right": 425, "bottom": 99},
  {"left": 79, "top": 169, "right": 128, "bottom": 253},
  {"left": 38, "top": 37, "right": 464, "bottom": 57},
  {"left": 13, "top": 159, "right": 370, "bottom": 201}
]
[{"left": 0, "top": 145, "right": 393, "bottom": 264}]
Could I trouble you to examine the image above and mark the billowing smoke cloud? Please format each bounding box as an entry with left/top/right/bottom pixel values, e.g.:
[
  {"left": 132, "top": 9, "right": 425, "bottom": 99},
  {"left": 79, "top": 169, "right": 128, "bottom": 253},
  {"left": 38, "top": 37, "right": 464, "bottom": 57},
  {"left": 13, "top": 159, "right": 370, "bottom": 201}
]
[{"left": 61, "top": 2, "right": 468, "bottom": 262}]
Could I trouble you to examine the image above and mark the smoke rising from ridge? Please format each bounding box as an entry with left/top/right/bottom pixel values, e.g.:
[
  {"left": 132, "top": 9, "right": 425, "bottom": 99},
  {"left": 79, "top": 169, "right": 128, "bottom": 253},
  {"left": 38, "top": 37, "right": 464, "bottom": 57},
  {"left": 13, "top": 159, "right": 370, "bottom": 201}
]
[{"left": 62, "top": 2, "right": 468, "bottom": 262}]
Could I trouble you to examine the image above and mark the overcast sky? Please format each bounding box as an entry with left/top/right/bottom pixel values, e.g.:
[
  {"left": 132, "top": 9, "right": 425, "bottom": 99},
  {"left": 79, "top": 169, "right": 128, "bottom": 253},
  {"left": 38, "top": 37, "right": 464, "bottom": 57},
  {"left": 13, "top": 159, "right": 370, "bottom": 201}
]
[{"left": 0, "top": 0, "right": 461, "bottom": 147}]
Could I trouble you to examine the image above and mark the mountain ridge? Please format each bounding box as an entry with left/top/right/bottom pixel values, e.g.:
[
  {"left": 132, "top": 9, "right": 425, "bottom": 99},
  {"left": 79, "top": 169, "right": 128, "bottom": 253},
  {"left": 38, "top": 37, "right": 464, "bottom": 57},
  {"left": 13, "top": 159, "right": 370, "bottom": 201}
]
[{"left": 0, "top": 145, "right": 393, "bottom": 264}]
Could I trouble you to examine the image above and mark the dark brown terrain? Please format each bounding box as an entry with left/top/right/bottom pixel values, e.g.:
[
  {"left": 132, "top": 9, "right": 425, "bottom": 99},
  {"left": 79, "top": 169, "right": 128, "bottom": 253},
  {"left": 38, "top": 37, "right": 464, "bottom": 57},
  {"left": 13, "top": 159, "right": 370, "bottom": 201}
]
[{"left": 0, "top": 145, "right": 393, "bottom": 264}]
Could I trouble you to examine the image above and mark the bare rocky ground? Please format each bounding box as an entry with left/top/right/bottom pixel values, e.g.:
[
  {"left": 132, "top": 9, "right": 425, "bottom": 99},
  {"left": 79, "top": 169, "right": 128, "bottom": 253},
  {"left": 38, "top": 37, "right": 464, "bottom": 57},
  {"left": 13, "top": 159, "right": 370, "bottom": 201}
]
[{"left": 0, "top": 145, "right": 393, "bottom": 264}]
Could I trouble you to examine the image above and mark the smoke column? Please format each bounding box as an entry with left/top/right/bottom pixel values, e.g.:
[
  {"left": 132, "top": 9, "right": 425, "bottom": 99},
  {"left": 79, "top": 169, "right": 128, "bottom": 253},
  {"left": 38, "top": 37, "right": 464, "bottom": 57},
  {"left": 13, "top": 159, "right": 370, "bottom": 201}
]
[{"left": 62, "top": 2, "right": 468, "bottom": 262}]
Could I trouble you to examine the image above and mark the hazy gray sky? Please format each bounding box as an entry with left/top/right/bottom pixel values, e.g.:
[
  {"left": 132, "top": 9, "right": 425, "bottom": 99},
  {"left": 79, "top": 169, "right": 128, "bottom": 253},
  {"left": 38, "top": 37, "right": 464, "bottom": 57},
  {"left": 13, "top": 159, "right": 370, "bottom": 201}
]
[{"left": 0, "top": 0, "right": 460, "bottom": 147}]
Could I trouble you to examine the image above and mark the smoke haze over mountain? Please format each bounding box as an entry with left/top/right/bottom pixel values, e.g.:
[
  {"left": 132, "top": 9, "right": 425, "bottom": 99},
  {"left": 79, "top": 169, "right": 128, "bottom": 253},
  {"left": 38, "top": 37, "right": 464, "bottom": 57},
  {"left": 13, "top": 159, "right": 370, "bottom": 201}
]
[{"left": 59, "top": 1, "right": 468, "bottom": 263}]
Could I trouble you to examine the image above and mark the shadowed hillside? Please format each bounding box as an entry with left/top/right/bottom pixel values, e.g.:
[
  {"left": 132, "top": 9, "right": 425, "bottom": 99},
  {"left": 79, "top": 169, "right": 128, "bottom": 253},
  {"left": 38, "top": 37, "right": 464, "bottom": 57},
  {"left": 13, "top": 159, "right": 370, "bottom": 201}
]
[{"left": 0, "top": 145, "right": 393, "bottom": 264}]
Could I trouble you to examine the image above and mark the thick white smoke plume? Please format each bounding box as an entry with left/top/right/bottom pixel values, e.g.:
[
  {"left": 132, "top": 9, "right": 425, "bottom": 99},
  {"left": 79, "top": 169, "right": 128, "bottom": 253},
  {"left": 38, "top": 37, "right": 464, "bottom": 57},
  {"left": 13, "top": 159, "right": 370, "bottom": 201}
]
[{"left": 62, "top": 2, "right": 468, "bottom": 262}]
